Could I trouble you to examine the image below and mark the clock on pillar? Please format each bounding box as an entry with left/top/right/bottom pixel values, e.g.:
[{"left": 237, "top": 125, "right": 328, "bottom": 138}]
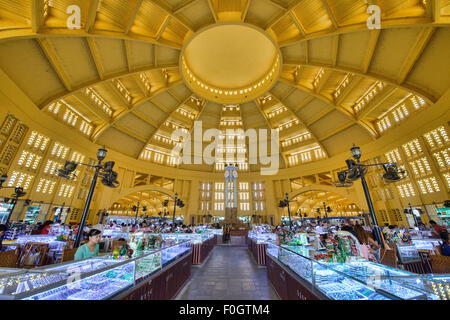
[{"left": 224, "top": 164, "right": 238, "bottom": 225}]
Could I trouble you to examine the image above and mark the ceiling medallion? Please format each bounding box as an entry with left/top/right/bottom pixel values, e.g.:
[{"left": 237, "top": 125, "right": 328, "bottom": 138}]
[{"left": 180, "top": 23, "right": 282, "bottom": 104}]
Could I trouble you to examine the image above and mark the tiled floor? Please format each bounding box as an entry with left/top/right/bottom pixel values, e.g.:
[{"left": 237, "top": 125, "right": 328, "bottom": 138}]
[{"left": 177, "top": 245, "right": 279, "bottom": 300}]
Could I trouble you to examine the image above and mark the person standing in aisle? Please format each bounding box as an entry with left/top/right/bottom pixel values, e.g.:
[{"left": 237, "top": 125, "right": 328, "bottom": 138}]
[{"left": 74, "top": 229, "right": 102, "bottom": 260}]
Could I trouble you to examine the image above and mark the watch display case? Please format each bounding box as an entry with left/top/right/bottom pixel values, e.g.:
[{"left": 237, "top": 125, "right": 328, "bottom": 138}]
[{"left": 267, "top": 243, "right": 447, "bottom": 300}]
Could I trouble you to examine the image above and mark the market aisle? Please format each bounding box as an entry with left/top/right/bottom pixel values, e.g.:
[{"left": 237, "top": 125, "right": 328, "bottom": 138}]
[{"left": 176, "top": 246, "right": 278, "bottom": 300}]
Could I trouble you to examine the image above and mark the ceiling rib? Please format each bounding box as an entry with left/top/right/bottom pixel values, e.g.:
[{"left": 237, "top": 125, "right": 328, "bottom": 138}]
[
  {"left": 396, "top": 27, "right": 436, "bottom": 85},
  {"left": 320, "top": 0, "right": 338, "bottom": 29},
  {"left": 278, "top": 78, "right": 376, "bottom": 138},
  {"left": 124, "top": 40, "right": 133, "bottom": 72},
  {"left": 92, "top": 79, "right": 184, "bottom": 141},
  {"left": 206, "top": 0, "right": 218, "bottom": 22},
  {"left": 145, "top": 0, "right": 194, "bottom": 33},
  {"left": 156, "top": 16, "right": 172, "bottom": 41},
  {"left": 86, "top": 0, "right": 101, "bottom": 32},
  {"left": 31, "top": 0, "right": 44, "bottom": 33},
  {"left": 173, "top": 0, "right": 199, "bottom": 14},
  {"left": 356, "top": 87, "right": 399, "bottom": 120},
  {"left": 283, "top": 61, "right": 436, "bottom": 104},
  {"left": 38, "top": 64, "right": 178, "bottom": 109},
  {"left": 138, "top": 93, "right": 193, "bottom": 160},
  {"left": 125, "top": 0, "right": 144, "bottom": 34},
  {"left": 268, "top": 91, "right": 330, "bottom": 158},
  {"left": 252, "top": 99, "right": 288, "bottom": 169},
  {"left": 277, "top": 18, "right": 444, "bottom": 48},
  {"left": 430, "top": 0, "right": 441, "bottom": 22},
  {"left": 265, "top": 0, "right": 304, "bottom": 30},
  {"left": 86, "top": 38, "right": 105, "bottom": 80},
  {"left": 289, "top": 11, "right": 306, "bottom": 36},
  {"left": 319, "top": 122, "right": 354, "bottom": 142},
  {"left": 241, "top": 0, "right": 252, "bottom": 21},
  {"left": 362, "top": 29, "right": 381, "bottom": 74},
  {"left": 113, "top": 123, "right": 147, "bottom": 143},
  {"left": 72, "top": 94, "right": 111, "bottom": 123},
  {"left": 37, "top": 38, "right": 73, "bottom": 91},
  {"left": 0, "top": 29, "right": 182, "bottom": 50}
]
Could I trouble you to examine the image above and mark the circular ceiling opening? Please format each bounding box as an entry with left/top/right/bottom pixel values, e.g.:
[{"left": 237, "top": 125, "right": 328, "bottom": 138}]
[{"left": 181, "top": 23, "right": 281, "bottom": 104}]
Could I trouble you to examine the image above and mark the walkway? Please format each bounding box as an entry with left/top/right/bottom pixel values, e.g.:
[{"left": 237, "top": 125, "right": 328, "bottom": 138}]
[{"left": 177, "top": 245, "right": 278, "bottom": 300}]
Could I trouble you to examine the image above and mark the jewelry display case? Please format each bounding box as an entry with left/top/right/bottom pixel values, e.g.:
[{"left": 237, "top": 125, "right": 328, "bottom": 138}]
[
  {"left": 0, "top": 241, "right": 191, "bottom": 300},
  {"left": 24, "top": 261, "right": 135, "bottom": 300},
  {"left": 266, "top": 243, "right": 449, "bottom": 300},
  {"left": 248, "top": 232, "right": 276, "bottom": 244},
  {"left": 411, "top": 238, "right": 442, "bottom": 251},
  {"left": 15, "top": 235, "right": 67, "bottom": 263},
  {"left": 247, "top": 232, "right": 276, "bottom": 266},
  {"left": 0, "top": 268, "right": 22, "bottom": 276}
]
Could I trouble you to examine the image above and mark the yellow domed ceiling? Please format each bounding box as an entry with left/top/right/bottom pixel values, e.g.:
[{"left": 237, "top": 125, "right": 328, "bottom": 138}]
[
  {"left": 0, "top": 0, "right": 449, "bottom": 174},
  {"left": 181, "top": 23, "right": 281, "bottom": 103}
]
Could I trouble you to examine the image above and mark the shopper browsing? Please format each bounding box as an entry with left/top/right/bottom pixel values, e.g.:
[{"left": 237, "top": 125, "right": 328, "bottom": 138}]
[
  {"left": 74, "top": 229, "right": 102, "bottom": 260},
  {"left": 429, "top": 220, "right": 447, "bottom": 238}
]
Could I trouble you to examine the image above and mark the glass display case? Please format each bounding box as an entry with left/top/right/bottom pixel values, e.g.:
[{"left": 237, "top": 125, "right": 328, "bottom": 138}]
[
  {"left": 207, "top": 229, "right": 223, "bottom": 236},
  {"left": 0, "top": 241, "right": 191, "bottom": 300},
  {"left": 160, "top": 241, "right": 191, "bottom": 266},
  {"left": 0, "top": 268, "right": 23, "bottom": 276},
  {"left": 248, "top": 232, "right": 276, "bottom": 244},
  {"left": 411, "top": 238, "right": 442, "bottom": 251},
  {"left": 267, "top": 243, "right": 447, "bottom": 300},
  {"left": 38, "top": 258, "right": 119, "bottom": 274},
  {"left": 16, "top": 235, "right": 67, "bottom": 263},
  {"left": 24, "top": 261, "right": 135, "bottom": 300},
  {"left": 155, "top": 232, "right": 215, "bottom": 245},
  {"left": 0, "top": 270, "right": 70, "bottom": 298},
  {"left": 134, "top": 252, "right": 161, "bottom": 281},
  {"left": 102, "top": 229, "right": 129, "bottom": 240},
  {"left": 424, "top": 275, "right": 450, "bottom": 300}
]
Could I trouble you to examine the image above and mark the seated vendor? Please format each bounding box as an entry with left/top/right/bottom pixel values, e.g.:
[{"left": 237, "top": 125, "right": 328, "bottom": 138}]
[{"left": 74, "top": 229, "right": 102, "bottom": 260}]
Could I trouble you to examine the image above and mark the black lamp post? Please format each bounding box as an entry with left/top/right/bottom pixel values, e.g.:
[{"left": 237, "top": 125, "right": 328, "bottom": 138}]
[
  {"left": 173, "top": 193, "right": 177, "bottom": 226},
  {"left": 171, "top": 193, "right": 185, "bottom": 226},
  {"left": 3, "top": 186, "right": 27, "bottom": 226},
  {"left": 57, "top": 147, "right": 119, "bottom": 248},
  {"left": 132, "top": 202, "right": 141, "bottom": 222},
  {"left": 335, "top": 145, "right": 407, "bottom": 249},
  {"left": 279, "top": 193, "right": 293, "bottom": 229}
]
